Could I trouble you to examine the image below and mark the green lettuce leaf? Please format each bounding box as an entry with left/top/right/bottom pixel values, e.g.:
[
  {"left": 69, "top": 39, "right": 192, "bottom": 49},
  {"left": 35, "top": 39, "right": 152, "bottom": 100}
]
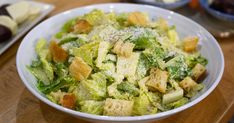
[
  {"left": 166, "top": 97, "right": 189, "bottom": 109},
  {"left": 166, "top": 55, "right": 190, "bottom": 81},
  {"left": 54, "top": 18, "right": 77, "bottom": 39},
  {"left": 142, "top": 48, "right": 167, "bottom": 70},
  {"left": 84, "top": 9, "right": 104, "bottom": 25},
  {"left": 107, "top": 82, "right": 133, "bottom": 100},
  {"left": 116, "top": 13, "right": 128, "bottom": 26},
  {"left": 27, "top": 66, "right": 50, "bottom": 85},
  {"left": 136, "top": 53, "right": 151, "bottom": 80},
  {"left": 95, "top": 41, "right": 111, "bottom": 68},
  {"left": 117, "top": 82, "right": 140, "bottom": 96},
  {"left": 61, "top": 18, "right": 77, "bottom": 32},
  {"left": 186, "top": 54, "right": 208, "bottom": 69},
  {"left": 186, "top": 83, "right": 204, "bottom": 98},
  {"left": 54, "top": 63, "right": 68, "bottom": 79},
  {"left": 34, "top": 38, "right": 54, "bottom": 82},
  {"left": 70, "top": 41, "right": 99, "bottom": 66},
  {"left": 76, "top": 72, "right": 107, "bottom": 101},
  {"left": 80, "top": 100, "right": 104, "bottom": 115},
  {"left": 37, "top": 76, "right": 76, "bottom": 94},
  {"left": 133, "top": 92, "right": 157, "bottom": 115}
]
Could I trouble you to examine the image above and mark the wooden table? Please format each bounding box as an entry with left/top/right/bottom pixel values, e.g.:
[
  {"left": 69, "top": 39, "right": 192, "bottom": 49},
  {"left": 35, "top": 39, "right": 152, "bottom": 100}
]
[{"left": 0, "top": 0, "right": 233, "bottom": 123}]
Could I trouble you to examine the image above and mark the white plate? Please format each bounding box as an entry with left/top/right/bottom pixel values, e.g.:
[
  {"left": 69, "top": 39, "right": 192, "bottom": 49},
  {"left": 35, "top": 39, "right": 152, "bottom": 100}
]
[{"left": 0, "top": 1, "right": 54, "bottom": 55}]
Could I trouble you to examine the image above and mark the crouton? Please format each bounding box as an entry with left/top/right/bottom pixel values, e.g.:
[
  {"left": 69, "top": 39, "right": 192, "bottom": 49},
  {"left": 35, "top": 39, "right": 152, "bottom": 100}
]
[
  {"left": 112, "top": 40, "right": 135, "bottom": 57},
  {"left": 183, "top": 36, "right": 199, "bottom": 52},
  {"left": 60, "top": 93, "right": 76, "bottom": 109},
  {"left": 103, "top": 98, "right": 133, "bottom": 116},
  {"left": 121, "top": 42, "right": 135, "bottom": 57},
  {"left": 69, "top": 57, "right": 92, "bottom": 81},
  {"left": 191, "top": 63, "right": 206, "bottom": 80},
  {"left": 49, "top": 41, "right": 68, "bottom": 63},
  {"left": 146, "top": 68, "right": 169, "bottom": 93},
  {"left": 128, "top": 12, "right": 148, "bottom": 26},
  {"left": 179, "top": 77, "right": 197, "bottom": 91},
  {"left": 73, "top": 19, "right": 92, "bottom": 33}
]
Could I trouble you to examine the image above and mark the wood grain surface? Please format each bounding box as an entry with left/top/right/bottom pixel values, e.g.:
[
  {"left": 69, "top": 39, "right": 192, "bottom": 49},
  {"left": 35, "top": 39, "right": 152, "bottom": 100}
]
[{"left": 0, "top": 0, "right": 234, "bottom": 123}]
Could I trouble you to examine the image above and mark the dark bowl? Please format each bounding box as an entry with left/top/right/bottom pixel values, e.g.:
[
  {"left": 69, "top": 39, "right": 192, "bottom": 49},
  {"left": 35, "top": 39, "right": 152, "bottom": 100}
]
[{"left": 199, "top": 0, "right": 234, "bottom": 22}]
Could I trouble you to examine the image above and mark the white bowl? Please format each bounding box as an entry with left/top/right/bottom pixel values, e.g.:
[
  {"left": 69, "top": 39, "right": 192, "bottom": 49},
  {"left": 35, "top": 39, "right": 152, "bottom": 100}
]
[{"left": 16, "top": 3, "right": 224, "bottom": 123}]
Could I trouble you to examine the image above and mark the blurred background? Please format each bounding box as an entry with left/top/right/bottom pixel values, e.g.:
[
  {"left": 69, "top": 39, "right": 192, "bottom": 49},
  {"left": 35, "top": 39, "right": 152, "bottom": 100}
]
[{"left": 0, "top": 0, "right": 233, "bottom": 123}]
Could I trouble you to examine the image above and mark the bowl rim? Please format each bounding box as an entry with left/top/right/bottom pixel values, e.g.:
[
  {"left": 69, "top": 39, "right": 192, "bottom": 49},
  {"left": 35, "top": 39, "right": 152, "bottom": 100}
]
[
  {"left": 133, "top": 0, "right": 190, "bottom": 9},
  {"left": 16, "top": 3, "right": 224, "bottom": 121}
]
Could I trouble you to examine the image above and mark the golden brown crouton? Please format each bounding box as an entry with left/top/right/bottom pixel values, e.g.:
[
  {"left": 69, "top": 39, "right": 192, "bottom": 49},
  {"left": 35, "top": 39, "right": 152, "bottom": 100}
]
[
  {"left": 73, "top": 19, "right": 92, "bottom": 33},
  {"left": 128, "top": 12, "right": 148, "bottom": 26},
  {"left": 49, "top": 41, "right": 68, "bottom": 63},
  {"left": 179, "top": 77, "right": 197, "bottom": 91},
  {"left": 112, "top": 40, "right": 135, "bottom": 57},
  {"left": 60, "top": 93, "right": 76, "bottom": 109},
  {"left": 183, "top": 36, "right": 199, "bottom": 52},
  {"left": 103, "top": 98, "right": 133, "bottom": 116},
  {"left": 146, "top": 68, "right": 169, "bottom": 93},
  {"left": 69, "top": 57, "right": 92, "bottom": 81},
  {"left": 191, "top": 63, "right": 206, "bottom": 80}
]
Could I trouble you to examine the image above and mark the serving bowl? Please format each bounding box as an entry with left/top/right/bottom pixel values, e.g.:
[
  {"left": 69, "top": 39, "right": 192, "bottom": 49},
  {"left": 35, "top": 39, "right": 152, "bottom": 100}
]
[{"left": 16, "top": 3, "right": 224, "bottom": 123}]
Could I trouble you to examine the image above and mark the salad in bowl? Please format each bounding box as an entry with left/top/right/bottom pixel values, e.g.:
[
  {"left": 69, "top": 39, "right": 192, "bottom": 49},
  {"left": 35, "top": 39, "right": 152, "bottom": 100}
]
[{"left": 27, "top": 9, "right": 208, "bottom": 116}]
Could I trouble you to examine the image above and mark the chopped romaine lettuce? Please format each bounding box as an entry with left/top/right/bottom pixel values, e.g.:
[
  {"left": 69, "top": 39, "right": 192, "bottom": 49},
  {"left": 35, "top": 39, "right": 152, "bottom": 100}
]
[
  {"left": 35, "top": 39, "right": 54, "bottom": 81},
  {"left": 162, "top": 88, "right": 184, "bottom": 104},
  {"left": 80, "top": 100, "right": 104, "bottom": 115},
  {"left": 138, "top": 77, "right": 149, "bottom": 92},
  {"left": 31, "top": 60, "right": 42, "bottom": 68},
  {"left": 117, "top": 81, "right": 140, "bottom": 96},
  {"left": 133, "top": 92, "right": 157, "bottom": 115},
  {"left": 27, "top": 66, "right": 50, "bottom": 85},
  {"left": 95, "top": 41, "right": 111, "bottom": 68},
  {"left": 37, "top": 76, "right": 76, "bottom": 94},
  {"left": 186, "top": 83, "right": 204, "bottom": 98},
  {"left": 146, "top": 91, "right": 161, "bottom": 106},
  {"left": 84, "top": 9, "right": 104, "bottom": 25},
  {"left": 76, "top": 72, "right": 107, "bottom": 101},
  {"left": 105, "top": 54, "right": 117, "bottom": 62},
  {"left": 136, "top": 53, "right": 150, "bottom": 80},
  {"left": 41, "top": 59, "right": 54, "bottom": 81},
  {"left": 116, "top": 52, "right": 140, "bottom": 77},
  {"left": 58, "top": 37, "right": 78, "bottom": 45},
  {"left": 132, "top": 36, "right": 154, "bottom": 50},
  {"left": 54, "top": 63, "right": 68, "bottom": 79},
  {"left": 143, "top": 48, "right": 167, "bottom": 69},
  {"left": 186, "top": 54, "right": 208, "bottom": 69},
  {"left": 166, "top": 55, "right": 190, "bottom": 80},
  {"left": 166, "top": 97, "right": 189, "bottom": 109},
  {"left": 61, "top": 18, "right": 77, "bottom": 33},
  {"left": 107, "top": 82, "right": 133, "bottom": 100},
  {"left": 116, "top": 13, "right": 128, "bottom": 26},
  {"left": 70, "top": 41, "right": 99, "bottom": 66},
  {"left": 167, "top": 26, "right": 179, "bottom": 45}
]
